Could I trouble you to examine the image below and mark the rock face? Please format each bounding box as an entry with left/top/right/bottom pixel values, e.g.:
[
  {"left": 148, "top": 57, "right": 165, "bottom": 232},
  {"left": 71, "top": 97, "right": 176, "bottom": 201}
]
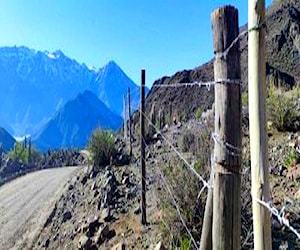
[{"left": 141, "top": 0, "right": 300, "bottom": 126}]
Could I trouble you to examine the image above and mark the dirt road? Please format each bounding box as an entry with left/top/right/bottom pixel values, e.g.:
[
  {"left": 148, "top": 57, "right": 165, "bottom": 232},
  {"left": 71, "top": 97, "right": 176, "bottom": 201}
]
[{"left": 0, "top": 167, "right": 79, "bottom": 250}]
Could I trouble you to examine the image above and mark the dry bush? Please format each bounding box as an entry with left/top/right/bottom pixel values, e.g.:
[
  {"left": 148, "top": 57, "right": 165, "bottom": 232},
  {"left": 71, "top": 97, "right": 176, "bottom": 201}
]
[{"left": 157, "top": 123, "right": 212, "bottom": 249}]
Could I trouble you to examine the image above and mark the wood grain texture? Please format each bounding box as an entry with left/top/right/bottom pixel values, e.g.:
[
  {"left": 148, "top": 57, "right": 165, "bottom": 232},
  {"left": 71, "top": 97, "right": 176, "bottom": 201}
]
[{"left": 212, "top": 6, "right": 241, "bottom": 250}]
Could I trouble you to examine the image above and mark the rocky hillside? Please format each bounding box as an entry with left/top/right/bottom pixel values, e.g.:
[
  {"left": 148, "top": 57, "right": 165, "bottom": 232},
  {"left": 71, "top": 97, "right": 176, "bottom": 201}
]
[
  {"left": 30, "top": 114, "right": 300, "bottom": 249},
  {"left": 144, "top": 0, "right": 299, "bottom": 122},
  {"left": 33, "top": 91, "right": 122, "bottom": 151}
]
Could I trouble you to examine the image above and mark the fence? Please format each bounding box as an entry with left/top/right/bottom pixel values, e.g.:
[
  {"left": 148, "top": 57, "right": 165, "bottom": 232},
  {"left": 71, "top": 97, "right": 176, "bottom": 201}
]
[{"left": 121, "top": 3, "right": 300, "bottom": 250}]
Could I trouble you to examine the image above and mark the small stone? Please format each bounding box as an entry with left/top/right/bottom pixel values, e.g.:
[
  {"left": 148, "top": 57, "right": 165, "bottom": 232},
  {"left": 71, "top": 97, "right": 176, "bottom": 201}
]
[
  {"left": 100, "top": 208, "right": 111, "bottom": 222},
  {"left": 81, "top": 175, "right": 88, "bottom": 185},
  {"left": 122, "top": 176, "right": 130, "bottom": 186},
  {"left": 87, "top": 215, "right": 101, "bottom": 236},
  {"left": 156, "top": 140, "right": 162, "bottom": 149},
  {"left": 146, "top": 151, "right": 152, "bottom": 159},
  {"left": 134, "top": 206, "right": 141, "bottom": 215},
  {"left": 94, "top": 224, "right": 110, "bottom": 244},
  {"left": 62, "top": 210, "right": 72, "bottom": 222},
  {"left": 111, "top": 242, "right": 125, "bottom": 250},
  {"left": 43, "top": 239, "right": 50, "bottom": 248},
  {"left": 78, "top": 235, "right": 92, "bottom": 250},
  {"left": 154, "top": 241, "right": 165, "bottom": 250},
  {"left": 91, "top": 181, "right": 97, "bottom": 191}
]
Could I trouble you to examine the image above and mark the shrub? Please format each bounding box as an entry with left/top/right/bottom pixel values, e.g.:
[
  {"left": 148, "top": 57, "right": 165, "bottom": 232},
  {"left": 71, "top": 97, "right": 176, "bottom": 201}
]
[
  {"left": 284, "top": 148, "right": 300, "bottom": 169},
  {"left": 88, "top": 129, "right": 116, "bottom": 168},
  {"left": 195, "top": 107, "right": 203, "bottom": 119},
  {"left": 7, "top": 142, "right": 29, "bottom": 163},
  {"left": 158, "top": 124, "right": 212, "bottom": 248},
  {"left": 267, "top": 87, "right": 300, "bottom": 132}
]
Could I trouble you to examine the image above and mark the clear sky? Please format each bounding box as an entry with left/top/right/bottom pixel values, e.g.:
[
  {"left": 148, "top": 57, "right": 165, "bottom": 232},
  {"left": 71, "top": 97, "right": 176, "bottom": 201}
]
[{"left": 0, "top": 0, "right": 272, "bottom": 87}]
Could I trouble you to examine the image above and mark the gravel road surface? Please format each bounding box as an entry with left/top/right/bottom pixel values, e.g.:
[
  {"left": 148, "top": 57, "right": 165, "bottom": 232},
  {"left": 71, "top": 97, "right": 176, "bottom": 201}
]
[{"left": 0, "top": 167, "right": 79, "bottom": 250}]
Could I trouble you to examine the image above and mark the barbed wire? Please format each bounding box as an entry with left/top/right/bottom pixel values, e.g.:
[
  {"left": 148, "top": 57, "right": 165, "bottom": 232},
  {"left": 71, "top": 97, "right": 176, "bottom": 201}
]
[
  {"left": 256, "top": 199, "right": 300, "bottom": 240},
  {"left": 151, "top": 78, "right": 241, "bottom": 90},
  {"left": 159, "top": 169, "right": 199, "bottom": 249},
  {"left": 212, "top": 132, "right": 241, "bottom": 157},
  {"left": 139, "top": 148, "right": 198, "bottom": 249},
  {"left": 140, "top": 109, "right": 210, "bottom": 189}
]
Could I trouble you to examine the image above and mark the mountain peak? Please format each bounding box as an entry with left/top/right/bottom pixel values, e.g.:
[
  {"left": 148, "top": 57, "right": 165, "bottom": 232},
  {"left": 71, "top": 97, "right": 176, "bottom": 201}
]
[{"left": 104, "top": 60, "right": 121, "bottom": 71}]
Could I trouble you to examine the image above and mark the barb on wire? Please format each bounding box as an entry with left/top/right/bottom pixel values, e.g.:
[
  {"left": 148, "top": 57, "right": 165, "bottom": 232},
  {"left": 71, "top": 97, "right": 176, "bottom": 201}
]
[
  {"left": 159, "top": 170, "right": 199, "bottom": 249},
  {"left": 140, "top": 109, "right": 210, "bottom": 189},
  {"left": 256, "top": 199, "right": 300, "bottom": 240},
  {"left": 212, "top": 132, "right": 241, "bottom": 157},
  {"left": 152, "top": 78, "right": 240, "bottom": 90},
  {"left": 216, "top": 20, "right": 266, "bottom": 60}
]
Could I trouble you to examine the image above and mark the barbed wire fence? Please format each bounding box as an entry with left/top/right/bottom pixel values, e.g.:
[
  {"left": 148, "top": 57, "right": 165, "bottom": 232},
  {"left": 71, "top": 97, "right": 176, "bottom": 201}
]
[{"left": 121, "top": 9, "right": 300, "bottom": 248}]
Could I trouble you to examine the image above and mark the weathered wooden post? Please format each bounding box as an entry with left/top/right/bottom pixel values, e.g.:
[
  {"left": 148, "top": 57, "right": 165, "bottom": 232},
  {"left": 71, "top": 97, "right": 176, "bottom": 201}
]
[
  {"left": 123, "top": 95, "right": 127, "bottom": 140},
  {"left": 0, "top": 143, "right": 3, "bottom": 167},
  {"left": 149, "top": 103, "right": 156, "bottom": 138},
  {"left": 28, "top": 137, "right": 32, "bottom": 165},
  {"left": 212, "top": 6, "right": 242, "bottom": 250},
  {"left": 158, "top": 109, "right": 164, "bottom": 129},
  {"left": 128, "top": 88, "right": 132, "bottom": 156},
  {"left": 248, "top": 0, "right": 272, "bottom": 249},
  {"left": 140, "top": 69, "right": 147, "bottom": 225},
  {"left": 200, "top": 165, "right": 214, "bottom": 250}
]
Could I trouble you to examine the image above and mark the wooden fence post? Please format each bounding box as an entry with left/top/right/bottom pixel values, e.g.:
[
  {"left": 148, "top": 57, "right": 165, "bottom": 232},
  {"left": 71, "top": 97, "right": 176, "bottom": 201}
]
[
  {"left": 0, "top": 143, "right": 2, "bottom": 167},
  {"left": 28, "top": 138, "right": 32, "bottom": 165},
  {"left": 128, "top": 88, "right": 132, "bottom": 156},
  {"left": 140, "top": 69, "right": 147, "bottom": 225},
  {"left": 200, "top": 157, "right": 214, "bottom": 250},
  {"left": 248, "top": 0, "right": 272, "bottom": 249},
  {"left": 123, "top": 95, "right": 127, "bottom": 140},
  {"left": 212, "top": 6, "right": 242, "bottom": 250}
]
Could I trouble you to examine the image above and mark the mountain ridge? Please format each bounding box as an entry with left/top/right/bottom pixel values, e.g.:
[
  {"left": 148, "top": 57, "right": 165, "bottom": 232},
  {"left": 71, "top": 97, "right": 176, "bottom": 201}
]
[
  {"left": 33, "top": 90, "right": 122, "bottom": 151},
  {"left": 0, "top": 46, "right": 142, "bottom": 136},
  {"left": 143, "top": 0, "right": 299, "bottom": 122}
]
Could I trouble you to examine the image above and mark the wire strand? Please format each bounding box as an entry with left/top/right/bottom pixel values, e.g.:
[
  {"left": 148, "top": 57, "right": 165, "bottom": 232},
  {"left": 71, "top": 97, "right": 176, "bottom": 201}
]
[
  {"left": 159, "top": 169, "right": 199, "bottom": 249},
  {"left": 140, "top": 109, "right": 210, "bottom": 189},
  {"left": 256, "top": 199, "right": 300, "bottom": 240}
]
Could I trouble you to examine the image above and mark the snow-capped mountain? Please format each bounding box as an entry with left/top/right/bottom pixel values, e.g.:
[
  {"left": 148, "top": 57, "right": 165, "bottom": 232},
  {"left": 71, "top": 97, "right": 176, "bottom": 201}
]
[
  {"left": 33, "top": 90, "right": 122, "bottom": 151},
  {"left": 0, "top": 46, "right": 142, "bottom": 137}
]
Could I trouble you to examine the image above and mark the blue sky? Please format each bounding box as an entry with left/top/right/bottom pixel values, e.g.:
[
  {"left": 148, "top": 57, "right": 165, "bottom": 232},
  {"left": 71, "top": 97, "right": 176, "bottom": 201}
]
[{"left": 0, "top": 0, "right": 272, "bottom": 87}]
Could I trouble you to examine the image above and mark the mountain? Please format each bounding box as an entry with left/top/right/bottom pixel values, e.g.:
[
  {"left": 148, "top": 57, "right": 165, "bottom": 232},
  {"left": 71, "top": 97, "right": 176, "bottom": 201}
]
[
  {"left": 0, "top": 46, "right": 141, "bottom": 136},
  {"left": 33, "top": 90, "right": 122, "bottom": 151},
  {"left": 0, "top": 127, "right": 16, "bottom": 153},
  {"left": 143, "top": 0, "right": 299, "bottom": 122},
  {"left": 95, "top": 61, "right": 148, "bottom": 116}
]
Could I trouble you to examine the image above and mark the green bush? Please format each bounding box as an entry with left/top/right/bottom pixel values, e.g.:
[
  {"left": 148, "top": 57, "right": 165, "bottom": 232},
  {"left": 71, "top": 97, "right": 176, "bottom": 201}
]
[
  {"left": 88, "top": 129, "right": 116, "bottom": 168},
  {"left": 7, "top": 142, "right": 29, "bottom": 163},
  {"left": 284, "top": 148, "right": 300, "bottom": 169},
  {"left": 267, "top": 87, "right": 300, "bottom": 132},
  {"left": 195, "top": 107, "right": 203, "bottom": 119}
]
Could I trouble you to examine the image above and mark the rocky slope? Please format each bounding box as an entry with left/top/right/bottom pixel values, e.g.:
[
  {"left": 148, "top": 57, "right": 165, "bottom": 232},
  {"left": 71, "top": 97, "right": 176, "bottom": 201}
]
[
  {"left": 33, "top": 91, "right": 122, "bottom": 151},
  {"left": 31, "top": 116, "right": 300, "bottom": 249},
  {"left": 144, "top": 0, "right": 299, "bottom": 122}
]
